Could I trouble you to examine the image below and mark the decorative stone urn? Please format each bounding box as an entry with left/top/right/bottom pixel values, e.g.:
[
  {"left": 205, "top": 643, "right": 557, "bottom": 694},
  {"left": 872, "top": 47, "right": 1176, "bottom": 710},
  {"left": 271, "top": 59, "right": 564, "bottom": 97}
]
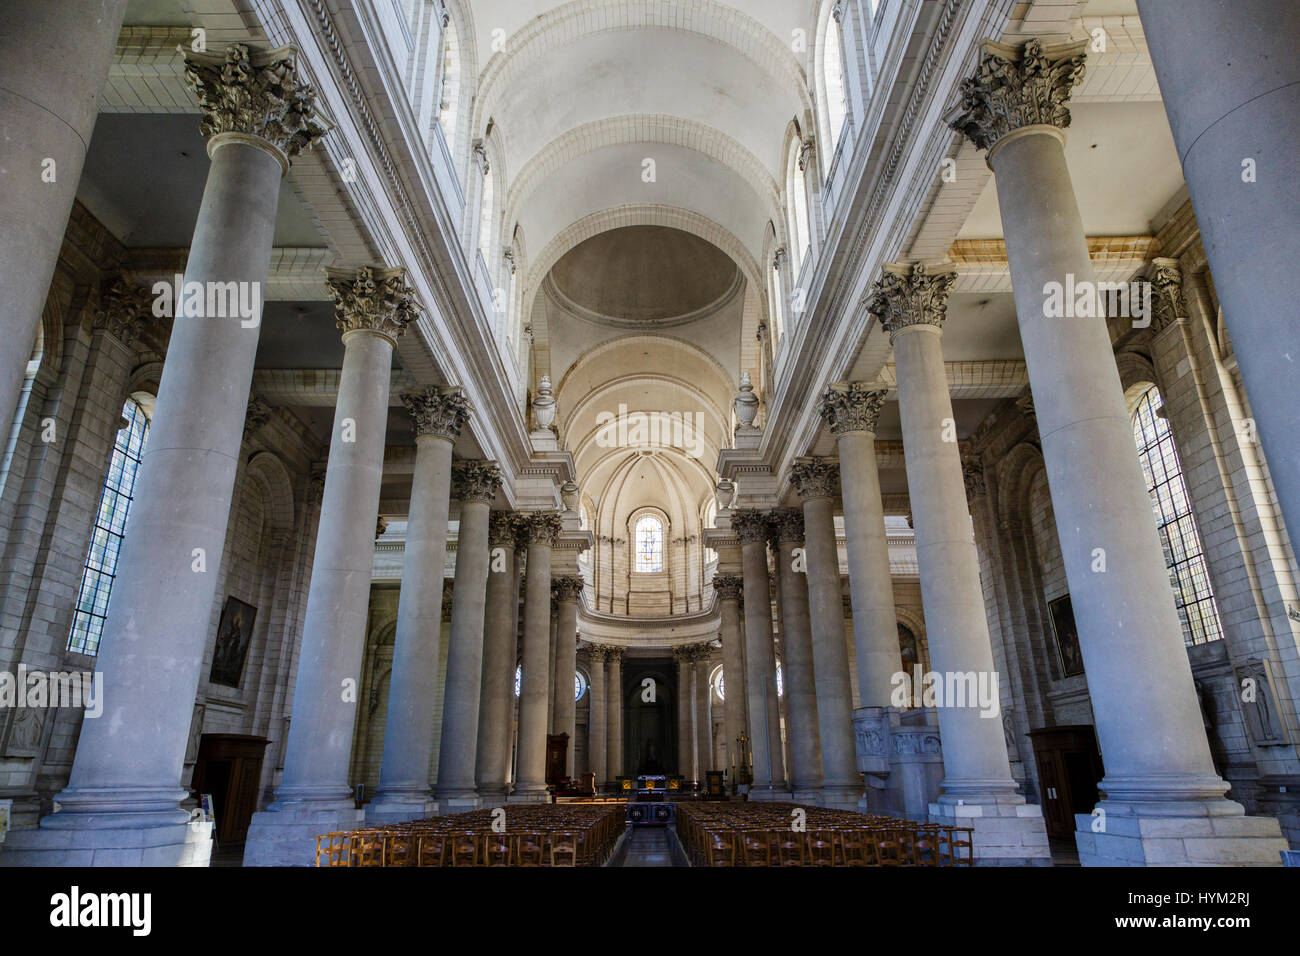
[
  {"left": 560, "top": 480, "right": 579, "bottom": 512},
  {"left": 532, "top": 374, "right": 557, "bottom": 429},
  {"left": 733, "top": 370, "right": 759, "bottom": 429},
  {"left": 714, "top": 478, "right": 736, "bottom": 513}
]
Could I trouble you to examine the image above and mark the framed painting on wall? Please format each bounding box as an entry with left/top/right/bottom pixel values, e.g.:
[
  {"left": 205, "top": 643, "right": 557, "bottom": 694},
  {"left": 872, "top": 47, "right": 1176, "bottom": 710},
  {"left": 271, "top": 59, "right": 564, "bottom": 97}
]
[
  {"left": 210, "top": 596, "right": 257, "bottom": 687},
  {"left": 1048, "top": 593, "right": 1085, "bottom": 678}
]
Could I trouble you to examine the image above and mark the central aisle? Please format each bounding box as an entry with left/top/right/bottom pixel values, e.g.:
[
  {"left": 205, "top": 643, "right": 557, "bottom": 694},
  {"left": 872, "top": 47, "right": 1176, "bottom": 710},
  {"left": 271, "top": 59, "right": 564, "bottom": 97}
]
[{"left": 617, "top": 827, "right": 685, "bottom": 867}]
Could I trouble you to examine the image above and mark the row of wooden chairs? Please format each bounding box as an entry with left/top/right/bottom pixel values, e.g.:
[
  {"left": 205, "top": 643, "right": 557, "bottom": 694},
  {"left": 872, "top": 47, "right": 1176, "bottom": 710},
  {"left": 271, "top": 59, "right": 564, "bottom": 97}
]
[
  {"left": 316, "top": 805, "right": 625, "bottom": 867},
  {"left": 676, "top": 804, "right": 974, "bottom": 867}
]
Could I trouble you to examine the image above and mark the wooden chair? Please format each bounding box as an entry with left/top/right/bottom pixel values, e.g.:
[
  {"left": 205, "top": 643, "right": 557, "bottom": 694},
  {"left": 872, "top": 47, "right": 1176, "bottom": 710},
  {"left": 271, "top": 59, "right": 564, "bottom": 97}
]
[
  {"left": 549, "top": 831, "right": 578, "bottom": 867},
  {"left": 482, "top": 831, "right": 512, "bottom": 867},
  {"left": 353, "top": 831, "right": 386, "bottom": 867},
  {"left": 739, "top": 829, "right": 773, "bottom": 867},
  {"left": 417, "top": 832, "right": 447, "bottom": 867},
  {"left": 449, "top": 830, "right": 479, "bottom": 867},
  {"left": 315, "top": 832, "right": 349, "bottom": 867},
  {"left": 706, "top": 831, "right": 737, "bottom": 867},
  {"left": 383, "top": 831, "right": 418, "bottom": 867},
  {"left": 774, "top": 831, "right": 806, "bottom": 867},
  {"left": 806, "top": 829, "right": 835, "bottom": 867},
  {"left": 515, "top": 832, "right": 545, "bottom": 867}
]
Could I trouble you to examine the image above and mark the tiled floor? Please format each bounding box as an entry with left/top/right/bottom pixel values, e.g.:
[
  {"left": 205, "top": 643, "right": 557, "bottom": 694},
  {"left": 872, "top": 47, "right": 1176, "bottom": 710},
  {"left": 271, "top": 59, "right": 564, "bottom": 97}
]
[{"left": 617, "top": 827, "right": 684, "bottom": 867}]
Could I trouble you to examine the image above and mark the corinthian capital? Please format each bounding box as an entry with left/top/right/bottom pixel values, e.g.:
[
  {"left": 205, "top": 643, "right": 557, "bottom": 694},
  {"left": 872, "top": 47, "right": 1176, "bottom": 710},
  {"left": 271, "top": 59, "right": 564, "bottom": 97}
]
[
  {"left": 488, "top": 510, "right": 518, "bottom": 548},
  {"left": 328, "top": 266, "right": 419, "bottom": 343},
  {"left": 403, "top": 386, "right": 470, "bottom": 441},
  {"left": 789, "top": 457, "right": 840, "bottom": 501},
  {"left": 521, "top": 511, "right": 564, "bottom": 546},
  {"left": 712, "top": 574, "right": 743, "bottom": 601},
  {"left": 819, "top": 382, "right": 888, "bottom": 437},
  {"left": 94, "top": 276, "right": 154, "bottom": 348},
  {"left": 866, "top": 262, "right": 956, "bottom": 340},
  {"left": 552, "top": 575, "right": 584, "bottom": 603},
  {"left": 731, "top": 509, "right": 770, "bottom": 544},
  {"left": 183, "top": 43, "right": 328, "bottom": 168},
  {"left": 767, "top": 508, "right": 805, "bottom": 544},
  {"left": 452, "top": 460, "right": 502, "bottom": 504},
  {"left": 946, "top": 38, "right": 1087, "bottom": 154},
  {"left": 1147, "top": 257, "right": 1188, "bottom": 332}
]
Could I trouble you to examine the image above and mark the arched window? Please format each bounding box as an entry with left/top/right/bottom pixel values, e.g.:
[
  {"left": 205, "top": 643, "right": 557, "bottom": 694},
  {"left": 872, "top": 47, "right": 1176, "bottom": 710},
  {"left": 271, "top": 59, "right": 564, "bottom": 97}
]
[
  {"left": 822, "top": 11, "right": 848, "bottom": 167},
  {"left": 1130, "top": 383, "right": 1223, "bottom": 645},
  {"left": 515, "top": 665, "right": 588, "bottom": 702},
  {"left": 711, "top": 663, "right": 725, "bottom": 701},
  {"left": 437, "top": 17, "right": 461, "bottom": 153},
  {"left": 634, "top": 515, "right": 663, "bottom": 572},
  {"left": 68, "top": 397, "right": 151, "bottom": 655}
]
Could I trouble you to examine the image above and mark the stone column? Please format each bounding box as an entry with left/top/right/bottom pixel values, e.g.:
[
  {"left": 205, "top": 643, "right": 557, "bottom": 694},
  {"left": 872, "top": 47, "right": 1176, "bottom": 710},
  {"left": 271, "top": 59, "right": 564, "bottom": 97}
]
[
  {"left": 674, "top": 647, "right": 695, "bottom": 780},
  {"left": 948, "top": 37, "right": 1286, "bottom": 865},
  {"left": 789, "top": 460, "right": 861, "bottom": 810},
  {"left": 475, "top": 511, "right": 521, "bottom": 804},
  {"left": 714, "top": 575, "right": 748, "bottom": 789},
  {"left": 587, "top": 645, "right": 608, "bottom": 789},
  {"left": 818, "top": 384, "right": 904, "bottom": 706},
  {"left": 733, "top": 510, "right": 788, "bottom": 796},
  {"left": 547, "top": 600, "right": 559, "bottom": 732},
  {"left": 1139, "top": 1, "right": 1300, "bottom": 540},
  {"left": 866, "top": 260, "right": 1048, "bottom": 863},
  {"left": 0, "top": 45, "right": 326, "bottom": 868},
  {"left": 369, "top": 388, "right": 468, "bottom": 822},
  {"left": 767, "top": 510, "right": 823, "bottom": 799},
  {"left": 244, "top": 266, "right": 414, "bottom": 865},
  {"left": 551, "top": 576, "right": 582, "bottom": 778},
  {"left": 510, "top": 512, "right": 562, "bottom": 802},
  {"left": 434, "top": 461, "right": 503, "bottom": 811},
  {"left": 606, "top": 646, "right": 625, "bottom": 783},
  {"left": 692, "top": 646, "right": 714, "bottom": 776},
  {"left": 0, "top": 0, "right": 129, "bottom": 437}
]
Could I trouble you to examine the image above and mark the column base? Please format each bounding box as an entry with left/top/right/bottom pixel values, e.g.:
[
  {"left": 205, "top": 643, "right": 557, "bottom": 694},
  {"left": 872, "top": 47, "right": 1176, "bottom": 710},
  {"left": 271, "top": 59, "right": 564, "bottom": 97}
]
[
  {"left": 1074, "top": 802, "right": 1289, "bottom": 867},
  {"left": 435, "top": 792, "right": 482, "bottom": 814},
  {"left": 244, "top": 805, "right": 365, "bottom": 867},
  {"left": 747, "top": 786, "right": 793, "bottom": 802},
  {"left": 364, "top": 793, "right": 437, "bottom": 826},
  {"left": 0, "top": 817, "right": 213, "bottom": 867},
  {"left": 820, "top": 785, "right": 864, "bottom": 812},
  {"left": 790, "top": 787, "right": 824, "bottom": 805},
  {"left": 475, "top": 788, "right": 508, "bottom": 808},
  {"left": 506, "top": 787, "right": 551, "bottom": 805},
  {"left": 929, "top": 792, "right": 1051, "bottom": 866}
]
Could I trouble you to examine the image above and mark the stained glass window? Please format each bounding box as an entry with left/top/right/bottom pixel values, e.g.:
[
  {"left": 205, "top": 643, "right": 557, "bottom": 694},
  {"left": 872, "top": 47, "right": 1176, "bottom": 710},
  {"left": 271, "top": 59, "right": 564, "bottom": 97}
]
[
  {"left": 68, "top": 398, "right": 150, "bottom": 655},
  {"left": 634, "top": 515, "right": 663, "bottom": 572}
]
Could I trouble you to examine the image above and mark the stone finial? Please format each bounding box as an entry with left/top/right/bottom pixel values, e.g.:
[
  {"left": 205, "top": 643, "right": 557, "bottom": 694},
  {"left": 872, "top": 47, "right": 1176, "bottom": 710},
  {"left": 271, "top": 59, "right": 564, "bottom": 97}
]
[
  {"left": 94, "top": 276, "right": 154, "bottom": 347},
  {"left": 715, "top": 478, "right": 737, "bottom": 512},
  {"left": 819, "top": 382, "right": 888, "bottom": 437},
  {"left": 402, "top": 386, "right": 470, "bottom": 441},
  {"left": 734, "top": 371, "right": 760, "bottom": 430},
  {"left": 560, "top": 480, "right": 580, "bottom": 512},
  {"left": 552, "top": 575, "right": 584, "bottom": 603},
  {"left": 182, "top": 43, "right": 328, "bottom": 166},
  {"left": 452, "top": 459, "right": 502, "bottom": 503},
  {"left": 963, "top": 457, "right": 987, "bottom": 499},
  {"left": 328, "top": 266, "right": 419, "bottom": 343},
  {"left": 532, "top": 375, "right": 557, "bottom": 430},
  {"left": 488, "top": 510, "right": 518, "bottom": 548},
  {"left": 713, "top": 574, "right": 743, "bottom": 601},
  {"left": 731, "top": 509, "right": 770, "bottom": 543},
  {"left": 521, "top": 510, "right": 564, "bottom": 546},
  {"left": 865, "top": 262, "right": 957, "bottom": 339},
  {"left": 946, "top": 38, "right": 1088, "bottom": 154},
  {"left": 789, "top": 457, "right": 840, "bottom": 501},
  {"left": 244, "top": 395, "right": 273, "bottom": 441},
  {"left": 1148, "top": 257, "right": 1188, "bottom": 332}
]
